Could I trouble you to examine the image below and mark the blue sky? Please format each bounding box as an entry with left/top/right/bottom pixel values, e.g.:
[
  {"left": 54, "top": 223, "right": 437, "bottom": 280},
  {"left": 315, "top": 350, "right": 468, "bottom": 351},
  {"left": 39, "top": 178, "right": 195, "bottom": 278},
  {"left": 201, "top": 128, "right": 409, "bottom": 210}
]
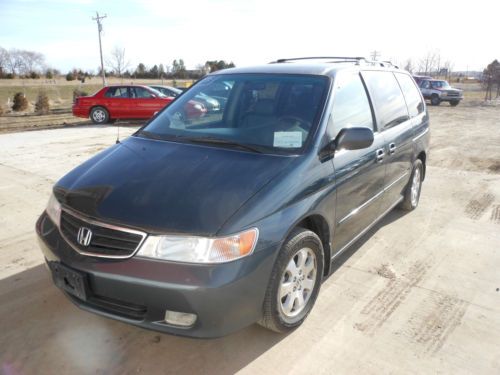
[{"left": 0, "top": 0, "right": 498, "bottom": 73}]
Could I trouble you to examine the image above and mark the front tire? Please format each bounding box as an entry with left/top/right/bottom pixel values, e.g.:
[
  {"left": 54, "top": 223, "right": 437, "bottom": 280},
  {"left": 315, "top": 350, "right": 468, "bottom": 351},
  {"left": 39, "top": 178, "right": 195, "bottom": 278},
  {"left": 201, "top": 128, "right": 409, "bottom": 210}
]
[
  {"left": 430, "top": 95, "right": 441, "bottom": 106},
  {"left": 399, "top": 159, "right": 423, "bottom": 211},
  {"left": 90, "top": 106, "right": 109, "bottom": 124},
  {"left": 259, "top": 228, "right": 324, "bottom": 333}
]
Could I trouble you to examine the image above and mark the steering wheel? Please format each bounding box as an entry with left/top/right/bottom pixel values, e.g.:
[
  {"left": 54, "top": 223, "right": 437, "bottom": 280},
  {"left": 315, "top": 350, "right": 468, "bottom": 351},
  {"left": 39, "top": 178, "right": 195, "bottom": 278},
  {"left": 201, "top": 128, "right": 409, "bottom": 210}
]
[{"left": 277, "top": 116, "right": 309, "bottom": 131}]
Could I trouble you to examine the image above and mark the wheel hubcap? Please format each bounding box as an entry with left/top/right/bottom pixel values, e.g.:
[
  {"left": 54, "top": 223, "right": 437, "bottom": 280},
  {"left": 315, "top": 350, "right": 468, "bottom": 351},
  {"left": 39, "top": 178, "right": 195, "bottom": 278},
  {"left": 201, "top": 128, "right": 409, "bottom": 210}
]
[
  {"left": 411, "top": 168, "right": 421, "bottom": 206},
  {"left": 278, "top": 247, "right": 317, "bottom": 319},
  {"left": 93, "top": 110, "right": 105, "bottom": 122}
]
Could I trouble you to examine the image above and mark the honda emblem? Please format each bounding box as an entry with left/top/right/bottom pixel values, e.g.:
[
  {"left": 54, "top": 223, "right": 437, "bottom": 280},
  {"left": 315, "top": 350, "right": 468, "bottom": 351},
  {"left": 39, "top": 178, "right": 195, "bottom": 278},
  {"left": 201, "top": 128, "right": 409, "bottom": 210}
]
[{"left": 77, "top": 227, "right": 93, "bottom": 247}]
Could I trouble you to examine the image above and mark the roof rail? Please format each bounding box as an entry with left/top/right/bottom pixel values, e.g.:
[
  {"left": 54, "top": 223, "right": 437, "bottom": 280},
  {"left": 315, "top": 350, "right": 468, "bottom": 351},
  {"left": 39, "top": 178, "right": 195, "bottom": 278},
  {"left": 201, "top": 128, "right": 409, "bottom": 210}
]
[
  {"left": 272, "top": 56, "right": 366, "bottom": 64},
  {"left": 271, "top": 56, "right": 399, "bottom": 69}
]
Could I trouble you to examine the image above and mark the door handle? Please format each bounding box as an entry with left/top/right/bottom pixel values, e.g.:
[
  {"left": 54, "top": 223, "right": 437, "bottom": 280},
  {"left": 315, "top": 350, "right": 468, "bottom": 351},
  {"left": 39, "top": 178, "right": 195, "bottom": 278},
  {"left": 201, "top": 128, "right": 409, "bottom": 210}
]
[
  {"left": 389, "top": 143, "right": 397, "bottom": 155},
  {"left": 375, "top": 148, "right": 385, "bottom": 163}
]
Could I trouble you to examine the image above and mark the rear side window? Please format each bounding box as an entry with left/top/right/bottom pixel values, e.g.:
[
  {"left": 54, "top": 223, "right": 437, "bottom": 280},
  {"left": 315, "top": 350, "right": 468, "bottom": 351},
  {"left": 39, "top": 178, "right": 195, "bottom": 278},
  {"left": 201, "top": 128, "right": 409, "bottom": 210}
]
[
  {"left": 327, "top": 72, "right": 374, "bottom": 139},
  {"left": 131, "top": 87, "right": 155, "bottom": 98},
  {"left": 395, "top": 73, "right": 424, "bottom": 117},
  {"left": 362, "top": 71, "right": 409, "bottom": 130},
  {"left": 105, "top": 87, "right": 129, "bottom": 98}
]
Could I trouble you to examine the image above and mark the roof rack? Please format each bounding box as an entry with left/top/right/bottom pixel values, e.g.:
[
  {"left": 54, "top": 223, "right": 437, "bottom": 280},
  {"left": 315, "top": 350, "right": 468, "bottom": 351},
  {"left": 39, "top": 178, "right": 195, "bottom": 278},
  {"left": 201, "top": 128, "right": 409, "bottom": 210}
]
[
  {"left": 271, "top": 56, "right": 399, "bottom": 69},
  {"left": 272, "top": 56, "right": 365, "bottom": 64}
]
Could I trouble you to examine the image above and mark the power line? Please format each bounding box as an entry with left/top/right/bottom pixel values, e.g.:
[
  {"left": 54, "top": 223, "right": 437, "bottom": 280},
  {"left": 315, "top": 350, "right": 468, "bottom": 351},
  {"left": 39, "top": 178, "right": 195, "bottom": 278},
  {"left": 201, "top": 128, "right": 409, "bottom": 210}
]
[
  {"left": 92, "top": 11, "right": 107, "bottom": 86},
  {"left": 370, "top": 50, "right": 380, "bottom": 60}
]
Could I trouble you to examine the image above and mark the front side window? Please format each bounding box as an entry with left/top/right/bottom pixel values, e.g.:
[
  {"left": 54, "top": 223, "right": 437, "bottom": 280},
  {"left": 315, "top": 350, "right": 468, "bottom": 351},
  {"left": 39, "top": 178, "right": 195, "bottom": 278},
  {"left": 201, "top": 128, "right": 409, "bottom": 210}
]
[
  {"left": 137, "top": 74, "right": 329, "bottom": 154},
  {"left": 395, "top": 73, "right": 424, "bottom": 117},
  {"left": 105, "top": 87, "right": 129, "bottom": 98},
  {"left": 327, "top": 72, "right": 374, "bottom": 139},
  {"left": 363, "top": 71, "right": 409, "bottom": 130}
]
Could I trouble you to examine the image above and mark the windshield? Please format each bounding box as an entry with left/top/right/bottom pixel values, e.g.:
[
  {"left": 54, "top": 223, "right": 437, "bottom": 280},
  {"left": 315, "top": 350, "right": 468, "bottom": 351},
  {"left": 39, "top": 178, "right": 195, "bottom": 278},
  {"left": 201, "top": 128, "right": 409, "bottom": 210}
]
[
  {"left": 137, "top": 74, "right": 329, "bottom": 154},
  {"left": 430, "top": 80, "right": 450, "bottom": 89}
]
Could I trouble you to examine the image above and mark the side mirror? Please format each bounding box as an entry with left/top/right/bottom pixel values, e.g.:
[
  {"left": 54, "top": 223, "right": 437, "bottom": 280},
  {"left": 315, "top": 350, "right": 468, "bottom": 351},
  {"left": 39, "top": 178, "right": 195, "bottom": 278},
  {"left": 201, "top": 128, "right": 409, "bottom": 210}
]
[{"left": 336, "top": 127, "right": 374, "bottom": 151}]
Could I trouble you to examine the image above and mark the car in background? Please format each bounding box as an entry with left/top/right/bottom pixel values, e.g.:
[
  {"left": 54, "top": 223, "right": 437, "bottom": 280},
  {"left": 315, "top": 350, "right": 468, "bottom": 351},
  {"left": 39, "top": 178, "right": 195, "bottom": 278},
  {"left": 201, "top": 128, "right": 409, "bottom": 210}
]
[
  {"left": 418, "top": 79, "right": 463, "bottom": 106},
  {"left": 150, "top": 85, "right": 221, "bottom": 113},
  {"left": 73, "top": 85, "right": 173, "bottom": 124},
  {"left": 73, "top": 85, "right": 207, "bottom": 124}
]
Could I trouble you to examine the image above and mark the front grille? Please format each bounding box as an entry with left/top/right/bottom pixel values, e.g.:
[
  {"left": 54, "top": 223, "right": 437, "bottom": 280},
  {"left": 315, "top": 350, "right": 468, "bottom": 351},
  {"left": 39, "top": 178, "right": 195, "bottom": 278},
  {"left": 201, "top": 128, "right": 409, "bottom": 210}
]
[
  {"left": 60, "top": 210, "right": 146, "bottom": 258},
  {"left": 446, "top": 91, "right": 460, "bottom": 97}
]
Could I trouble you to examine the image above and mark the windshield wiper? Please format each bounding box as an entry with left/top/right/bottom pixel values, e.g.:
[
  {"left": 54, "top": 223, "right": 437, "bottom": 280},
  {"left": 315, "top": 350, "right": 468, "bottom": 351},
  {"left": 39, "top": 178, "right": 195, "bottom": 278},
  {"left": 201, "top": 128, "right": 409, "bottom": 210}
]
[
  {"left": 181, "top": 136, "right": 264, "bottom": 153},
  {"left": 136, "top": 130, "right": 168, "bottom": 141}
]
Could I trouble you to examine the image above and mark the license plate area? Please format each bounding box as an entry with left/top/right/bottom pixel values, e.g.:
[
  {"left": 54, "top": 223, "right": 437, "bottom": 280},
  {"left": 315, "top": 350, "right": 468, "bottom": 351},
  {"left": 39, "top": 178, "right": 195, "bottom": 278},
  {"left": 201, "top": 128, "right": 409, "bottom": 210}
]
[{"left": 49, "top": 262, "right": 88, "bottom": 301}]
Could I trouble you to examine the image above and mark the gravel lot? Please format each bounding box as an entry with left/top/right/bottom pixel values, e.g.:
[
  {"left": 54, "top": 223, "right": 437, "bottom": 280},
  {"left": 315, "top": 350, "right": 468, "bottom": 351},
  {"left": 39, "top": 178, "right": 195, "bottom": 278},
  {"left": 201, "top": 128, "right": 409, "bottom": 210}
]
[{"left": 0, "top": 102, "right": 499, "bottom": 374}]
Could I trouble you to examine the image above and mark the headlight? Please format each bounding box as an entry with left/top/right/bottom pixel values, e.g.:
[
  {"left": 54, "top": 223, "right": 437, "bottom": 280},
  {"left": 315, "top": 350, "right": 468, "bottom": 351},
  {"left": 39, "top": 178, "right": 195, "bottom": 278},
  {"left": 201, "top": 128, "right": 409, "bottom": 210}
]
[
  {"left": 46, "top": 192, "right": 62, "bottom": 226},
  {"left": 136, "top": 228, "right": 258, "bottom": 263}
]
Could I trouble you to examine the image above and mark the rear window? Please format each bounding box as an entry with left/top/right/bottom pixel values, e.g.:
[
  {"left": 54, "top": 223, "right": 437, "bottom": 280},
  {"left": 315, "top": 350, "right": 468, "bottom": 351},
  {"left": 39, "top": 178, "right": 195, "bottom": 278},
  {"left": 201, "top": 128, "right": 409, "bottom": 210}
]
[
  {"left": 105, "top": 87, "right": 129, "bottom": 98},
  {"left": 132, "top": 87, "right": 155, "bottom": 98},
  {"left": 137, "top": 74, "right": 329, "bottom": 154},
  {"left": 395, "top": 73, "right": 424, "bottom": 117},
  {"left": 362, "top": 71, "right": 409, "bottom": 130}
]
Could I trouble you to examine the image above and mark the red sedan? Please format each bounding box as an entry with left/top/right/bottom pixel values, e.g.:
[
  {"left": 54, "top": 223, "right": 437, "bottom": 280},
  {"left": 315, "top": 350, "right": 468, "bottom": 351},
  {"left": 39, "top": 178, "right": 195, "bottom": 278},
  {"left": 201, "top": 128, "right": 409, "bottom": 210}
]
[{"left": 73, "top": 85, "right": 207, "bottom": 124}]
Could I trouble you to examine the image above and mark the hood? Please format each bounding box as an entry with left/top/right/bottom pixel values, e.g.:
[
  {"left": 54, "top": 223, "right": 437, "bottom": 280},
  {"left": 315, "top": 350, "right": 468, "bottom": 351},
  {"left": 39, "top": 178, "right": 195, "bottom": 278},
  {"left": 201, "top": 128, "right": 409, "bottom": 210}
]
[{"left": 55, "top": 136, "right": 293, "bottom": 235}]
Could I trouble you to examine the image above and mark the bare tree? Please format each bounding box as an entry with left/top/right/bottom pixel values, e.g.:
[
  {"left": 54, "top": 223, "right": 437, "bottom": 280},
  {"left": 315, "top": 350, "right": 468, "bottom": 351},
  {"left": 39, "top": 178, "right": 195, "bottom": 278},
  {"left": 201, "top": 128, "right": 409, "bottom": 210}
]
[
  {"left": 442, "top": 60, "right": 454, "bottom": 80},
  {"left": 106, "top": 46, "right": 130, "bottom": 77},
  {"left": 0, "top": 47, "right": 8, "bottom": 76},
  {"left": 418, "top": 50, "right": 441, "bottom": 76},
  {"left": 404, "top": 58, "right": 414, "bottom": 73},
  {"left": 5, "top": 49, "right": 23, "bottom": 75},
  {"left": 19, "top": 50, "right": 45, "bottom": 75}
]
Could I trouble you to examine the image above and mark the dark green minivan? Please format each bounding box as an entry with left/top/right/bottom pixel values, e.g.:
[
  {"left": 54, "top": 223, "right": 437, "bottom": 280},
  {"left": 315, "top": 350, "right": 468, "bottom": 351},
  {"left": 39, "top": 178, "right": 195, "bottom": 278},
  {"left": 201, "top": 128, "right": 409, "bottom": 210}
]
[{"left": 36, "top": 57, "right": 429, "bottom": 337}]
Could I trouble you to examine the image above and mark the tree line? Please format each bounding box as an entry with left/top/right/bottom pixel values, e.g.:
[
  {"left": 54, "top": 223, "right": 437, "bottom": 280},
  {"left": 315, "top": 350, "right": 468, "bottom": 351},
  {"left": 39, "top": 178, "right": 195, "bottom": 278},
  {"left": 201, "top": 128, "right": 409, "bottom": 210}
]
[
  {"left": 105, "top": 46, "right": 235, "bottom": 79},
  {"left": 0, "top": 45, "right": 235, "bottom": 81}
]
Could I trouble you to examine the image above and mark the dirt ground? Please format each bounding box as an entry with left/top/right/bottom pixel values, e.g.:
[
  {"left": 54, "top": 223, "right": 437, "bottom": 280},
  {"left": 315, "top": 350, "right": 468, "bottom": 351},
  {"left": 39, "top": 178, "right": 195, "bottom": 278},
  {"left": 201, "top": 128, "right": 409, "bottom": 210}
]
[{"left": 0, "top": 98, "right": 499, "bottom": 374}]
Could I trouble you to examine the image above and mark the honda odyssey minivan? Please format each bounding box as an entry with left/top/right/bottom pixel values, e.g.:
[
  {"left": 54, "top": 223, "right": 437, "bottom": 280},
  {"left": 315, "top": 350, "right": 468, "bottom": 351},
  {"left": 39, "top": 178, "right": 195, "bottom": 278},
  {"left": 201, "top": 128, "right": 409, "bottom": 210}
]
[{"left": 36, "top": 57, "right": 429, "bottom": 337}]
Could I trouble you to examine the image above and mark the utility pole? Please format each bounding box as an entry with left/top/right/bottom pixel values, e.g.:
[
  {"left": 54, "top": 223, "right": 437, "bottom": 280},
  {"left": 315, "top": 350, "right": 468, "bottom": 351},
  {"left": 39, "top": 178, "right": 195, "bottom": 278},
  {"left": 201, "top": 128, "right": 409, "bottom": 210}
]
[
  {"left": 370, "top": 50, "right": 380, "bottom": 61},
  {"left": 93, "top": 11, "right": 107, "bottom": 86}
]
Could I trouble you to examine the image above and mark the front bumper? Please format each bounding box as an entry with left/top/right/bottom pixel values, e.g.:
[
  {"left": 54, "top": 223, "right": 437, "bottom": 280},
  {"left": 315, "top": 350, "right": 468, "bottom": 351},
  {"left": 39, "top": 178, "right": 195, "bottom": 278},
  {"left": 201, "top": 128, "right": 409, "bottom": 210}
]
[{"left": 36, "top": 213, "right": 277, "bottom": 338}]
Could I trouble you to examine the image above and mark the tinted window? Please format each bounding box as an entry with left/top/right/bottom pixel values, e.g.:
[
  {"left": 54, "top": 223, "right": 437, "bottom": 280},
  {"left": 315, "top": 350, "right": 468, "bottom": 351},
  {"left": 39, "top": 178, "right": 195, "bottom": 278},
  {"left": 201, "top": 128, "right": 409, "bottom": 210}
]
[
  {"left": 104, "top": 87, "right": 129, "bottom": 98},
  {"left": 363, "top": 71, "right": 409, "bottom": 129},
  {"left": 395, "top": 73, "right": 424, "bottom": 117},
  {"left": 132, "top": 87, "right": 155, "bottom": 98},
  {"left": 138, "top": 74, "right": 328, "bottom": 154},
  {"left": 327, "top": 72, "right": 373, "bottom": 139}
]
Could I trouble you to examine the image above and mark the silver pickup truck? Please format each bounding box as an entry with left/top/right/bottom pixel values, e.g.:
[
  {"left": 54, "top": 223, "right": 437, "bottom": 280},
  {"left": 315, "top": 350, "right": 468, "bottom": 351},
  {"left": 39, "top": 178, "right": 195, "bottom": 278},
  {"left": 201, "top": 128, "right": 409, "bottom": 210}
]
[{"left": 418, "top": 79, "right": 463, "bottom": 106}]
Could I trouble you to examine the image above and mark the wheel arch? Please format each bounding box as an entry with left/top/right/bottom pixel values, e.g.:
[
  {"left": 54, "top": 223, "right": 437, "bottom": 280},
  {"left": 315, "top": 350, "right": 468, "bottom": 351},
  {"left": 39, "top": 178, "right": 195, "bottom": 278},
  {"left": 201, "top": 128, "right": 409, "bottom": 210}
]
[
  {"left": 295, "top": 214, "right": 331, "bottom": 276},
  {"left": 416, "top": 151, "right": 426, "bottom": 180}
]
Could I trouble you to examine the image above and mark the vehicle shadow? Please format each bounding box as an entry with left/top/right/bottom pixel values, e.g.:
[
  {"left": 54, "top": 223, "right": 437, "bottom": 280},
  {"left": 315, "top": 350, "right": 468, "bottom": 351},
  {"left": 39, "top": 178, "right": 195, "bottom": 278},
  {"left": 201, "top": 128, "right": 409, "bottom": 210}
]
[{"left": 0, "top": 264, "right": 287, "bottom": 375}]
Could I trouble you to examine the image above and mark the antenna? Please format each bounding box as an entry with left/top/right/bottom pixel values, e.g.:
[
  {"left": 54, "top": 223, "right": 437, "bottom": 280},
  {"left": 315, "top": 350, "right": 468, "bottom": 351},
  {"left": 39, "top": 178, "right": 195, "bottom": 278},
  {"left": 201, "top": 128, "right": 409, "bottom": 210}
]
[{"left": 116, "top": 122, "right": 120, "bottom": 144}]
